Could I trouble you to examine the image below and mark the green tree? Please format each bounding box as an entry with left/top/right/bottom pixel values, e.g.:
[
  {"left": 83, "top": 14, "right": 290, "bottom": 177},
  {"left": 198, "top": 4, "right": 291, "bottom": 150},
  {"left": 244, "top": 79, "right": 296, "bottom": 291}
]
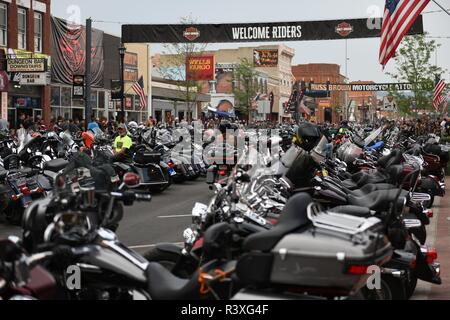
[
  {"left": 231, "top": 58, "right": 259, "bottom": 118},
  {"left": 158, "top": 15, "right": 208, "bottom": 122},
  {"left": 386, "top": 34, "right": 446, "bottom": 115}
]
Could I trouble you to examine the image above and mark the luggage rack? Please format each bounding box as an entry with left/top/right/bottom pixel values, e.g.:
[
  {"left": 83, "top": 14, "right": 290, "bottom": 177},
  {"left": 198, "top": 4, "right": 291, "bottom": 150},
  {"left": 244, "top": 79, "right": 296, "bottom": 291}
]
[
  {"left": 307, "top": 203, "right": 381, "bottom": 236},
  {"left": 410, "top": 192, "right": 431, "bottom": 203}
]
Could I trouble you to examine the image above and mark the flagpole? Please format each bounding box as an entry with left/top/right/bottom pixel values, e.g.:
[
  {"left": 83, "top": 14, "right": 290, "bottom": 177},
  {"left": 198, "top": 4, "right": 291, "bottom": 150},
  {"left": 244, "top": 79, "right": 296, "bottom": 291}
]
[{"left": 431, "top": 0, "right": 450, "bottom": 17}]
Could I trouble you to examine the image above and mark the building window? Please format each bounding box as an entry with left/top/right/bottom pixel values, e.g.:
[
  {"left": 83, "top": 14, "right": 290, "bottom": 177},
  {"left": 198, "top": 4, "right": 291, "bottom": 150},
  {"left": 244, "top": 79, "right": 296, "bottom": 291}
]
[
  {"left": 61, "top": 87, "right": 72, "bottom": 107},
  {"left": 0, "top": 3, "right": 7, "bottom": 47},
  {"left": 17, "top": 8, "right": 27, "bottom": 50},
  {"left": 98, "top": 91, "right": 105, "bottom": 109},
  {"left": 51, "top": 86, "right": 61, "bottom": 106},
  {"left": 34, "top": 12, "right": 43, "bottom": 52}
]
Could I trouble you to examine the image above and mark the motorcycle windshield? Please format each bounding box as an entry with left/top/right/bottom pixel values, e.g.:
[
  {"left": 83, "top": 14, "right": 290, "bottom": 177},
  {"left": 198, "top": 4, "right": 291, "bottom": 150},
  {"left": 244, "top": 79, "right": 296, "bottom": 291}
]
[{"left": 364, "top": 127, "right": 383, "bottom": 146}]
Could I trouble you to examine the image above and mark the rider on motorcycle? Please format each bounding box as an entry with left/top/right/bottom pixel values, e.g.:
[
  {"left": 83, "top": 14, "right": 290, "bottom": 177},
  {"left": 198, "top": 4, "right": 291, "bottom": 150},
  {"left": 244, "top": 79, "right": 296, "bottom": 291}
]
[{"left": 111, "top": 124, "right": 133, "bottom": 163}]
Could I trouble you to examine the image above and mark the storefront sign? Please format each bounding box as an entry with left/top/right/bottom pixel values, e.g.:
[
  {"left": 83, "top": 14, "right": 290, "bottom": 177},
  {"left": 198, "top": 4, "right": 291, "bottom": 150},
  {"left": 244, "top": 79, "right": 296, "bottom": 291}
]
[
  {"left": 19, "top": 72, "right": 50, "bottom": 85},
  {"left": 383, "top": 96, "right": 397, "bottom": 111},
  {"left": 7, "top": 58, "right": 47, "bottom": 73},
  {"left": 186, "top": 55, "right": 215, "bottom": 81},
  {"left": 0, "top": 71, "right": 9, "bottom": 91},
  {"left": 1, "top": 92, "right": 7, "bottom": 121},
  {"left": 309, "top": 82, "right": 433, "bottom": 92},
  {"left": 111, "top": 80, "right": 122, "bottom": 100},
  {"left": 72, "top": 75, "right": 85, "bottom": 98},
  {"left": 125, "top": 97, "right": 133, "bottom": 109},
  {"left": 318, "top": 99, "right": 331, "bottom": 107},
  {"left": 253, "top": 49, "right": 278, "bottom": 67},
  {"left": 122, "top": 16, "right": 423, "bottom": 43},
  {"left": 124, "top": 52, "right": 138, "bottom": 67}
]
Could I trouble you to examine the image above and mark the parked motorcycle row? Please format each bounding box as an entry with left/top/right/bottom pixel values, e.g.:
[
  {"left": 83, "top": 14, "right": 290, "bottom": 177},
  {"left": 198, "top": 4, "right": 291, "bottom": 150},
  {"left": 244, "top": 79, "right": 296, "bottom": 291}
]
[{"left": 0, "top": 120, "right": 448, "bottom": 300}]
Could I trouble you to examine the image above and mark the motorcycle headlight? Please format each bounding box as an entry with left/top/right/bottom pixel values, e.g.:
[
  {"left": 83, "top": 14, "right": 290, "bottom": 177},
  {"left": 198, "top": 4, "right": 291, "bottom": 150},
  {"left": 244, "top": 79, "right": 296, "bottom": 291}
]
[{"left": 183, "top": 227, "right": 198, "bottom": 245}]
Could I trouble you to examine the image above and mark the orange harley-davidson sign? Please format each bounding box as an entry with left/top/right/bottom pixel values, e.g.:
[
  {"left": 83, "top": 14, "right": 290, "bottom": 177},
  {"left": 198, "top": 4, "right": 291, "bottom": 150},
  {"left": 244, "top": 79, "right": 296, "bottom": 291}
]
[{"left": 186, "top": 55, "right": 215, "bottom": 81}]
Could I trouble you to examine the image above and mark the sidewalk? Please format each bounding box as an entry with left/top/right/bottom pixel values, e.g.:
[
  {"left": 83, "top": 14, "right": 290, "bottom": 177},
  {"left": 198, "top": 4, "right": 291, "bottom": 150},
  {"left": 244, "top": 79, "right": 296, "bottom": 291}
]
[{"left": 412, "top": 177, "right": 450, "bottom": 300}]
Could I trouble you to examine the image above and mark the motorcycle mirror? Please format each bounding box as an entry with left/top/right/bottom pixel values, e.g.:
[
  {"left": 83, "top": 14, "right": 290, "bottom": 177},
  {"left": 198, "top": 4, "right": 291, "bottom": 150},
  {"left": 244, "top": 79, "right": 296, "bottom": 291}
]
[{"left": 123, "top": 172, "right": 141, "bottom": 188}]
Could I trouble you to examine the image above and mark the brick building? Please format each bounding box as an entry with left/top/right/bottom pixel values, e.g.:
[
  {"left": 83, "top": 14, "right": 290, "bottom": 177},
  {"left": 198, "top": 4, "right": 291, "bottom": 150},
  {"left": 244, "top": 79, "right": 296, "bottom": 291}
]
[
  {"left": 292, "top": 63, "right": 347, "bottom": 124},
  {"left": 0, "top": 0, "right": 52, "bottom": 127},
  {"left": 348, "top": 81, "right": 378, "bottom": 123}
]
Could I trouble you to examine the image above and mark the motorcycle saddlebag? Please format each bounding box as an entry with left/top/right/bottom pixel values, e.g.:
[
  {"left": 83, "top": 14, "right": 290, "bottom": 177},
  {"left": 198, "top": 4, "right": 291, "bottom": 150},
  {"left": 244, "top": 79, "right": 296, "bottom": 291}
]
[
  {"left": 134, "top": 151, "right": 161, "bottom": 165},
  {"left": 269, "top": 207, "right": 392, "bottom": 294}
]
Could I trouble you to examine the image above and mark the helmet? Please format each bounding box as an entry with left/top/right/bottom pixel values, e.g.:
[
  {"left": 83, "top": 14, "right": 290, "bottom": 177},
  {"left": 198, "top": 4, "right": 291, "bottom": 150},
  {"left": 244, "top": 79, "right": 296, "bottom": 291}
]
[
  {"left": 218, "top": 120, "right": 232, "bottom": 135},
  {"left": 128, "top": 121, "right": 138, "bottom": 129},
  {"left": 293, "top": 122, "right": 322, "bottom": 152}
]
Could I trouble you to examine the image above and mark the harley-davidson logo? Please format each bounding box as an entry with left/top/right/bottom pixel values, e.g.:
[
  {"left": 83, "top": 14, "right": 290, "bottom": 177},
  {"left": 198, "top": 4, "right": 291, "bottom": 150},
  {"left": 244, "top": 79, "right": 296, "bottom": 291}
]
[
  {"left": 335, "top": 22, "right": 353, "bottom": 37},
  {"left": 183, "top": 27, "right": 200, "bottom": 41}
]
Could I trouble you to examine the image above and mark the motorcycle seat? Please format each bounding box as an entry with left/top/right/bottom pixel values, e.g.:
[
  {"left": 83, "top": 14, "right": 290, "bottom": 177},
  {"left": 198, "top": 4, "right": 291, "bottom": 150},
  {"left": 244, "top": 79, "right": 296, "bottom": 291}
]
[
  {"left": 347, "top": 183, "right": 396, "bottom": 197},
  {"left": 145, "top": 262, "right": 202, "bottom": 300},
  {"left": 43, "top": 158, "right": 69, "bottom": 173},
  {"left": 348, "top": 189, "right": 408, "bottom": 212},
  {"left": 330, "top": 205, "right": 372, "bottom": 218},
  {"left": 243, "top": 193, "right": 312, "bottom": 252},
  {"left": 387, "top": 165, "right": 404, "bottom": 182}
]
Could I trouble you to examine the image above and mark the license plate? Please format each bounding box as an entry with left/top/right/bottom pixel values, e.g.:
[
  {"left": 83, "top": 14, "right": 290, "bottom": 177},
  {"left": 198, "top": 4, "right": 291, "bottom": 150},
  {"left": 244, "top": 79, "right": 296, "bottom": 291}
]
[
  {"left": 219, "top": 165, "right": 228, "bottom": 170},
  {"left": 168, "top": 168, "right": 176, "bottom": 176}
]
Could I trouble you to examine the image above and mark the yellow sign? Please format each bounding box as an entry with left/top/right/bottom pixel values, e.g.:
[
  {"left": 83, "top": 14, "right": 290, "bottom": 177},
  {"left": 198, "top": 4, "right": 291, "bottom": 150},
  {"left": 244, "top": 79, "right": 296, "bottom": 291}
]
[{"left": 7, "top": 58, "right": 47, "bottom": 73}]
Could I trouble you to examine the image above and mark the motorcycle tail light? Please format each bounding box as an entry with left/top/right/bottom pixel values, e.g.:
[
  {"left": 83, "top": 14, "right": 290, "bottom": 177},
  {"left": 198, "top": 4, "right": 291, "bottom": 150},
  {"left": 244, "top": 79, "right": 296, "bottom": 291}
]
[
  {"left": 425, "top": 209, "right": 433, "bottom": 218},
  {"left": 168, "top": 161, "right": 175, "bottom": 168},
  {"left": 218, "top": 170, "right": 226, "bottom": 176},
  {"left": 11, "top": 194, "right": 19, "bottom": 201},
  {"left": 20, "top": 187, "right": 31, "bottom": 195},
  {"left": 426, "top": 248, "right": 438, "bottom": 264},
  {"left": 346, "top": 265, "right": 369, "bottom": 275}
]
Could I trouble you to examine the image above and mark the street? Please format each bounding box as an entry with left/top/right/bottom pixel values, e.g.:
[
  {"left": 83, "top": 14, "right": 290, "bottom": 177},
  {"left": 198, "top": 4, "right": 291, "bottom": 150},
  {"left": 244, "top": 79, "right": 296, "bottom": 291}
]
[
  {"left": 0, "top": 178, "right": 212, "bottom": 256},
  {"left": 1, "top": 177, "right": 449, "bottom": 300}
]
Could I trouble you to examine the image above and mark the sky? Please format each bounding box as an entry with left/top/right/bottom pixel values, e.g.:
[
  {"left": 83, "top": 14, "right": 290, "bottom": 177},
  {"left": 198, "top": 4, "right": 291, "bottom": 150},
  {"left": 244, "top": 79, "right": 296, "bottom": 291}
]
[{"left": 51, "top": 0, "right": 450, "bottom": 83}]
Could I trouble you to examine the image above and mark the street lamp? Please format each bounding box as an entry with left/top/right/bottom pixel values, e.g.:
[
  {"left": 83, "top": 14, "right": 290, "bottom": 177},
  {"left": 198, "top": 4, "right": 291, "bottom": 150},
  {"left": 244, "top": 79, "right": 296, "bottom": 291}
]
[{"left": 118, "top": 44, "right": 127, "bottom": 124}]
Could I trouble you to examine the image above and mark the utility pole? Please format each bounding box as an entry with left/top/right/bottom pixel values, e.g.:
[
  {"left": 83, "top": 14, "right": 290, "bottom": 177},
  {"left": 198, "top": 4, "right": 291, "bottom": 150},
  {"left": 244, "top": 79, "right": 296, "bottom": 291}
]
[{"left": 84, "top": 18, "right": 92, "bottom": 130}]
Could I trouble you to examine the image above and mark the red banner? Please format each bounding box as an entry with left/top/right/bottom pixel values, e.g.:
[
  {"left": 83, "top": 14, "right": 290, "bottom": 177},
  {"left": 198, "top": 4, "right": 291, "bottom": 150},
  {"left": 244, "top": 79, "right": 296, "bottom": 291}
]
[{"left": 186, "top": 55, "right": 215, "bottom": 81}]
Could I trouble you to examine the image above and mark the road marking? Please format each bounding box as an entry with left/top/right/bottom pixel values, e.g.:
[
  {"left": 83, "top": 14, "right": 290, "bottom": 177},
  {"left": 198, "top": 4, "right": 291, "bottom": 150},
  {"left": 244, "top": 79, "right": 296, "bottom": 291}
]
[
  {"left": 157, "top": 214, "right": 192, "bottom": 218},
  {"left": 129, "top": 242, "right": 184, "bottom": 249}
]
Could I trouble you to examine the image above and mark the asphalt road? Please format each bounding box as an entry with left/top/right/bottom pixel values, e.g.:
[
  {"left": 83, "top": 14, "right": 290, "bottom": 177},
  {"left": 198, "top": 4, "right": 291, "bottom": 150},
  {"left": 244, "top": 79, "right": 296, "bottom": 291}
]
[{"left": 0, "top": 177, "right": 212, "bottom": 255}]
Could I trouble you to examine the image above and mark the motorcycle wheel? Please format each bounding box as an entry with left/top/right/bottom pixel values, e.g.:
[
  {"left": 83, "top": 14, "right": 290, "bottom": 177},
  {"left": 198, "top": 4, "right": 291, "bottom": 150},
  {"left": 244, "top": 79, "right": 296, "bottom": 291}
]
[
  {"left": 383, "top": 275, "right": 407, "bottom": 300},
  {"left": 360, "top": 279, "right": 393, "bottom": 300},
  {"left": 426, "top": 195, "right": 434, "bottom": 209},
  {"left": 405, "top": 274, "right": 418, "bottom": 299}
]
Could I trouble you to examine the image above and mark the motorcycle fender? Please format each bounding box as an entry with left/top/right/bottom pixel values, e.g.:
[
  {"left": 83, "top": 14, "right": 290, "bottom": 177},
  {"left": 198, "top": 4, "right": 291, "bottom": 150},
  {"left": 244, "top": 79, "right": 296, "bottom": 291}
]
[{"left": 421, "top": 177, "right": 444, "bottom": 197}]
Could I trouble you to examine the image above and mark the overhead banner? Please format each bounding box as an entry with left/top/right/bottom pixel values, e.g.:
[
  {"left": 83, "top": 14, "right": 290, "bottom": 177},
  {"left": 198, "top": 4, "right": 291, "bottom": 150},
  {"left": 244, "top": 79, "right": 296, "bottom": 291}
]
[
  {"left": 186, "top": 55, "right": 215, "bottom": 81},
  {"left": 253, "top": 49, "right": 278, "bottom": 67},
  {"left": 308, "top": 82, "right": 433, "bottom": 92},
  {"left": 122, "top": 16, "right": 423, "bottom": 43},
  {"left": 51, "top": 16, "right": 104, "bottom": 87}
]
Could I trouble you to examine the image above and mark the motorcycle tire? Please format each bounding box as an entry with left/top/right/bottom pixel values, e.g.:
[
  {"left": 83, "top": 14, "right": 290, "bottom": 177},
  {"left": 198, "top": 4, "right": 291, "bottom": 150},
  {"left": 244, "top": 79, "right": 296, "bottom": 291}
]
[
  {"left": 360, "top": 279, "right": 393, "bottom": 300},
  {"left": 382, "top": 275, "right": 407, "bottom": 300},
  {"left": 426, "top": 195, "right": 434, "bottom": 209},
  {"left": 405, "top": 274, "right": 418, "bottom": 299}
]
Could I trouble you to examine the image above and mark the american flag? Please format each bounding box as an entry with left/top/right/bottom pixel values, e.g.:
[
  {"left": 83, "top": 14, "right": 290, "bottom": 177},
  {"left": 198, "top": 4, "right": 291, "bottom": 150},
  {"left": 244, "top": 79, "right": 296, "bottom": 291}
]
[
  {"left": 434, "top": 79, "right": 446, "bottom": 112},
  {"left": 379, "top": 0, "right": 430, "bottom": 68},
  {"left": 132, "top": 76, "right": 147, "bottom": 110}
]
